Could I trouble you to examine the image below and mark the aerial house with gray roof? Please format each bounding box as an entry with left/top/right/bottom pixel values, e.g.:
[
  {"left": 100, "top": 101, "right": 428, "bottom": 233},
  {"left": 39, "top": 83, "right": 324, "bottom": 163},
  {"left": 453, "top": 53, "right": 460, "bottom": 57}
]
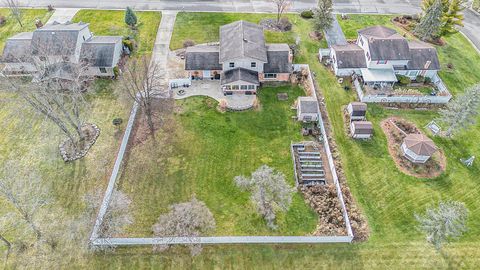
[
  {"left": 1, "top": 22, "right": 123, "bottom": 77},
  {"left": 184, "top": 21, "right": 293, "bottom": 95}
]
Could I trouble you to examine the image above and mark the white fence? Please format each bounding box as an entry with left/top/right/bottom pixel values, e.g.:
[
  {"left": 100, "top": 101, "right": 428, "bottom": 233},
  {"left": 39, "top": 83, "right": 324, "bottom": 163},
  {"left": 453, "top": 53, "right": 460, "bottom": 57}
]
[
  {"left": 293, "top": 64, "right": 354, "bottom": 239},
  {"left": 353, "top": 77, "right": 452, "bottom": 104}
]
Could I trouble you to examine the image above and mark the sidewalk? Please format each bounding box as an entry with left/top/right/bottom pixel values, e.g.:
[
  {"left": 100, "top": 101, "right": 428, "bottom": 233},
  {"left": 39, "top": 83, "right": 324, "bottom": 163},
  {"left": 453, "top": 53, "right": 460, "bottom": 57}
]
[{"left": 46, "top": 8, "right": 79, "bottom": 24}]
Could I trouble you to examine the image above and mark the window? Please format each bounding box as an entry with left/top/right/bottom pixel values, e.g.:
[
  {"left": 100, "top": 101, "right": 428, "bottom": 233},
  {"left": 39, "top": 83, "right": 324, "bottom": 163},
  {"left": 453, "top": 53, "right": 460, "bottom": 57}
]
[
  {"left": 225, "top": 85, "right": 231, "bottom": 90},
  {"left": 264, "top": 73, "right": 277, "bottom": 79},
  {"left": 229, "top": 62, "right": 235, "bottom": 68},
  {"left": 83, "top": 36, "right": 86, "bottom": 41},
  {"left": 240, "top": 85, "right": 248, "bottom": 90},
  {"left": 251, "top": 62, "right": 256, "bottom": 68},
  {"left": 366, "top": 52, "right": 371, "bottom": 61},
  {"left": 359, "top": 38, "right": 364, "bottom": 46},
  {"left": 377, "top": 60, "right": 387, "bottom": 64},
  {"left": 99, "top": 67, "right": 107, "bottom": 73},
  {"left": 407, "top": 70, "right": 418, "bottom": 77},
  {"left": 424, "top": 60, "right": 431, "bottom": 69},
  {"left": 232, "top": 85, "right": 239, "bottom": 90},
  {"left": 248, "top": 85, "right": 255, "bottom": 90}
]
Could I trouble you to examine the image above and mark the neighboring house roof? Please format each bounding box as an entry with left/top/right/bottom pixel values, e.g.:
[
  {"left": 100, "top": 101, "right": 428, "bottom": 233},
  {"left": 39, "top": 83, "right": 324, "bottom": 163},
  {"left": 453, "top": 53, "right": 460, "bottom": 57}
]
[
  {"left": 332, "top": 44, "right": 367, "bottom": 69},
  {"left": 31, "top": 22, "right": 90, "bottom": 56},
  {"left": 298, "top": 96, "right": 319, "bottom": 114},
  {"left": 80, "top": 36, "right": 123, "bottom": 67},
  {"left": 219, "top": 20, "right": 267, "bottom": 63},
  {"left": 351, "top": 121, "right": 373, "bottom": 134},
  {"left": 185, "top": 45, "right": 223, "bottom": 70},
  {"left": 403, "top": 134, "right": 437, "bottom": 156},
  {"left": 359, "top": 26, "right": 410, "bottom": 61},
  {"left": 264, "top": 44, "right": 292, "bottom": 73},
  {"left": 221, "top": 67, "right": 259, "bottom": 85},
  {"left": 407, "top": 40, "right": 441, "bottom": 70},
  {"left": 2, "top": 32, "right": 33, "bottom": 62},
  {"left": 349, "top": 102, "right": 367, "bottom": 112}
]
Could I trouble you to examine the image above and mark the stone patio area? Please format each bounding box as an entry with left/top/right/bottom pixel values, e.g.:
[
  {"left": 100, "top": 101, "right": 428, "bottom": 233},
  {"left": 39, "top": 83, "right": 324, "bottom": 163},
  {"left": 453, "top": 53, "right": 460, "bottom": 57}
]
[{"left": 172, "top": 80, "right": 256, "bottom": 110}]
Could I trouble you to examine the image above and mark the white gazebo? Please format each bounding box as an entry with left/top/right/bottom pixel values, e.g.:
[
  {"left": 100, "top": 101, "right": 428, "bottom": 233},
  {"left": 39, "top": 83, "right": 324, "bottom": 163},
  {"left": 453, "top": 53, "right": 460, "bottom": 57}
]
[{"left": 401, "top": 134, "right": 437, "bottom": 163}]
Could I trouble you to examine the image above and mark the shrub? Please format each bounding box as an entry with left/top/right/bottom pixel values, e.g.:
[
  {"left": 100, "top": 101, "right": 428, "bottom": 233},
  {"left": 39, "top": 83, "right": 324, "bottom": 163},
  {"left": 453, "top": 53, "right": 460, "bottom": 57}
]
[
  {"left": 0, "top": 16, "right": 6, "bottom": 26},
  {"left": 112, "top": 118, "right": 123, "bottom": 127},
  {"left": 424, "top": 76, "right": 432, "bottom": 84},
  {"left": 415, "top": 75, "right": 425, "bottom": 83},
  {"left": 183, "top": 39, "right": 195, "bottom": 48},
  {"left": 396, "top": 74, "right": 411, "bottom": 85},
  {"left": 113, "top": 66, "right": 120, "bottom": 78},
  {"left": 125, "top": 7, "right": 138, "bottom": 27},
  {"left": 300, "top": 10, "right": 314, "bottom": 19},
  {"left": 277, "top": 17, "right": 292, "bottom": 31},
  {"left": 344, "top": 85, "right": 351, "bottom": 91},
  {"left": 123, "top": 39, "right": 135, "bottom": 52},
  {"left": 47, "top": 5, "right": 55, "bottom": 12}
]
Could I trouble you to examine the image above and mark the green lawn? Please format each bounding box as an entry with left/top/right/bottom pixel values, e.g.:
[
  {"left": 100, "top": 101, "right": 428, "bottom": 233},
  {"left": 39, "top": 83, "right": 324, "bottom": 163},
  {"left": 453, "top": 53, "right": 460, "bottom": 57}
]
[
  {"left": 119, "top": 86, "right": 318, "bottom": 236},
  {"left": 72, "top": 10, "right": 161, "bottom": 55},
  {"left": 0, "top": 8, "right": 52, "bottom": 51}
]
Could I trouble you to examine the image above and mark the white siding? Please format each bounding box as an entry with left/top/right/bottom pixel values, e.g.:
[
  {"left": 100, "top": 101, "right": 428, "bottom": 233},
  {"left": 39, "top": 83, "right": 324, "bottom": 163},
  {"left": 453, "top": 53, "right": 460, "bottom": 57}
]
[{"left": 222, "top": 58, "right": 265, "bottom": 72}]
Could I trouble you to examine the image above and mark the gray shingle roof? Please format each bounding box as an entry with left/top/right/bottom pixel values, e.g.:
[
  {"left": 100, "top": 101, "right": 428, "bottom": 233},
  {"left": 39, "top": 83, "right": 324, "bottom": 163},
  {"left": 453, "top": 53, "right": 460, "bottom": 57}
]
[
  {"left": 219, "top": 21, "right": 267, "bottom": 63},
  {"left": 221, "top": 67, "right": 259, "bottom": 85},
  {"left": 403, "top": 134, "right": 437, "bottom": 156},
  {"left": 263, "top": 44, "right": 292, "bottom": 73},
  {"left": 80, "top": 36, "right": 122, "bottom": 67},
  {"left": 349, "top": 102, "right": 367, "bottom": 112},
  {"left": 332, "top": 44, "right": 367, "bottom": 69},
  {"left": 298, "top": 97, "right": 319, "bottom": 114},
  {"left": 407, "top": 41, "right": 440, "bottom": 70},
  {"left": 185, "top": 45, "right": 223, "bottom": 70},
  {"left": 352, "top": 121, "right": 373, "bottom": 134},
  {"left": 359, "top": 26, "right": 410, "bottom": 61},
  {"left": 31, "top": 22, "right": 90, "bottom": 56},
  {"left": 2, "top": 32, "right": 33, "bottom": 62}
]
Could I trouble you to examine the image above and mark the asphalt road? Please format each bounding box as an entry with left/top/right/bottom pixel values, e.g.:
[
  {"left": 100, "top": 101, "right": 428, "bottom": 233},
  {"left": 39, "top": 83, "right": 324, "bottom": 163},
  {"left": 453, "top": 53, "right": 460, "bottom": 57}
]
[{"left": 7, "top": 0, "right": 480, "bottom": 51}]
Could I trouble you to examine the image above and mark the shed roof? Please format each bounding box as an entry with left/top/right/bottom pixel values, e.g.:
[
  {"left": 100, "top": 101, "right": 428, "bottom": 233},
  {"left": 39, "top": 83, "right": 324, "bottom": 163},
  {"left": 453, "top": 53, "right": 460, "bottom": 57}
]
[
  {"left": 349, "top": 102, "right": 367, "bottom": 112},
  {"left": 407, "top": 40, "right": 441, "bottom": 70},
  {"left": 185, "top": 45, "right": 223, "bottom": 70},
  {"left": 80, "top": 36, "right": 122, "bottom": 67},
  {"left": 403, "top": 134, "right": 437, "bottom": 156},
  {"left": 298, "top": 96, "right": 319, "bottom": 114},
  {"left": 264, "top": 44, "right": 292, "bottom": 73},
  {"left": 219, "top": 21, "right": 267, "bottom": 63},
  {"left": 359, "top": 26, "right": 410, "bottom": 60},
  {"left": 332, "top": 44, "right": 367, "bottom": 69},
  {"left": 221, "top": 67, "right": 259, "bottom": 85},
  {"left": 352, "top": 121, "right": 373, "bottom": 134}
]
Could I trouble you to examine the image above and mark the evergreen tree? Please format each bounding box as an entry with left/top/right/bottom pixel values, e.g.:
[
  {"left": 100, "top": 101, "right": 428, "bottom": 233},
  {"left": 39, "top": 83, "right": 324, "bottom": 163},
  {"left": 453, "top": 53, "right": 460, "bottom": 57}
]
[
  {"left": 421, "top": 0, "right": 464, "bottom": 35},
  {"left": 415, "top": 0, "right": 443, "bottom": 41},
  {"left": 124, "top": 7, "right": 138, "bottom": 28},
  {"left": 313, "top": 0, "right": 334, "bottom": 33},
  {"left": 437, "top": 84, "right": 480, "bottom": 137}
]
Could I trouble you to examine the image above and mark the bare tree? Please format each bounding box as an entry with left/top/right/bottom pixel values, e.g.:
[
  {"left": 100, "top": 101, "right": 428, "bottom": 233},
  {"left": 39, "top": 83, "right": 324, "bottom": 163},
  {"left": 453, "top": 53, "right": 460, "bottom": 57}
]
[
  {"left": 4, "top": 0, "right": 23, "bottom": 27},
  {"left": 234, "top": 165, "right": 294, "bottom": 230},
  {"left": 313, "top": 0, "right": 334, "bottom": 33},
  {"left": 85, "top": 189, "right": 133, "bottom": 238},
  {"left": 415, "top": 201, "right": 468, "bottom": 251},
  {"left": 270, "top": 0, "right": 292, "bottom": 24},
  {"left": 121, "top": 55, "right": 168, "bottom": 138},
  {"left": 0, "top": 217, "right": 13, "bottom": 268},
  {"left": 437, "top": 84, "right": 480, "bottom": 137},
  {"left": 1, "top": 42, "right": 97, "bottom": 158},
  {"left": 152, "top": 197, "right": 215, "bottom": 256}
]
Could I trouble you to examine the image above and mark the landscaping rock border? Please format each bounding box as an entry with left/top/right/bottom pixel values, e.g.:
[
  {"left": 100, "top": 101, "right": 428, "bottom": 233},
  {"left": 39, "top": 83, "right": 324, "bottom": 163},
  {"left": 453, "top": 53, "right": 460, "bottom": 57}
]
[{"left": 59, "top": 123, "right": 101, "bottom": 162}]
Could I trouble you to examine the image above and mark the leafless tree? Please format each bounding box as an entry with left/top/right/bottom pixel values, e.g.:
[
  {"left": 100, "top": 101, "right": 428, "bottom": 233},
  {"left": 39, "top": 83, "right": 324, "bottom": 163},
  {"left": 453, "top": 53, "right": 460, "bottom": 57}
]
[
  {"left": 0, "top": 216, "right": 14, "bottom": 268},
  {"left": 121, "top": 55, "right": 168, "bottom": 138},
  {"left": 4, "top": 0, "right": 23, "bottom": 27},
  {"left": 270, "top": 0, "right": 292, "bottom": 24},
  {"left": 152, "top": 197, "right": 216, "bottom": 256},
  {"left": 0, "top": 41, "right": 96, "bottom": 157},
  {"left": 235, "top": 165, "right": 294, "bottom": 230},
  {"left": 85, "top": 189, "right": 133, "bottom": 238}
]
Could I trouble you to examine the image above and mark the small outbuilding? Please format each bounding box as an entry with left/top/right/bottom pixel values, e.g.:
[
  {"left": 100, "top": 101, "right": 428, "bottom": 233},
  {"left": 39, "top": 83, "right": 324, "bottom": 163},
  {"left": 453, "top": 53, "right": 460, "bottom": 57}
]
[
  {"left": 346, "top": 102, "right": 367, "bottom": 121},
  {"left": 350, "top": 121, "right": 373, "bottom": 139},
  {"left": 401, "top": 134, "right": 437, "bottom": 163},
  {"left": 297, "top": 96, "right": 319, "bottom": 122}
]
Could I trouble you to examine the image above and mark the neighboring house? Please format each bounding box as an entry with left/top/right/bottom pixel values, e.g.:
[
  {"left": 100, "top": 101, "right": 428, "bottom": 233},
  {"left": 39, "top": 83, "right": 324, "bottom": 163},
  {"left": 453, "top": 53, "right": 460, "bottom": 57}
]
[
  {"left": 1, "top": 22, "right": 123, "bottom": 77},
  {"left": 184, "top": 21, "right": 293, "bottom": 95},
  {"left": 297, "top": 96, "right": 320, "bottom": 122},
  {"left": 330, "top": 26, "right": 441, "bottom": 88},
  {"left": 401, "top": 134, "right": 437, "bottom": 163}
]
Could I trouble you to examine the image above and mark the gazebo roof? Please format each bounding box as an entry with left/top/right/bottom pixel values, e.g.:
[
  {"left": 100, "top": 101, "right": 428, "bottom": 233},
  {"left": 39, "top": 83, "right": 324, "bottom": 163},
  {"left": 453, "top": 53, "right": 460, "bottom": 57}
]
[{"left": 403, "top": 134, "right": 437, "bottom": 156}]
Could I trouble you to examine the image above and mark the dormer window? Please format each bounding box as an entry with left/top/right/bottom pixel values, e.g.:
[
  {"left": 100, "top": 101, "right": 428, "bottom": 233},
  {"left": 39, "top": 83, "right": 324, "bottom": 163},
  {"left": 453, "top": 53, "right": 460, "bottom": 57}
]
[
  {"left": 366, "top": 52, "right": 371, "bottom": 61},
  {"left": 424, "top": 60, "right": 431, "bottom": 69},
  {"left": 229, "top": 62, "right": 235, "bottom": 68},
  {"left": 251, "top": 62, "right": 256, "bottom": 68}
]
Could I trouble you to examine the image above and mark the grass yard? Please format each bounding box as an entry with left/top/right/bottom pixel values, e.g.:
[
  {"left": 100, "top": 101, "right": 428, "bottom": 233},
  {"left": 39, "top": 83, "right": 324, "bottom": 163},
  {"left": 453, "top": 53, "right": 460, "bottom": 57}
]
[
  {"left": 72, "top": 10, "right": 161, "bottom": 55},
  {"left": 118, "top": 86, "right": 318, "bottom": 236},
  {"left": 0, "top": 8, "right": 52, "bottom": 51}
]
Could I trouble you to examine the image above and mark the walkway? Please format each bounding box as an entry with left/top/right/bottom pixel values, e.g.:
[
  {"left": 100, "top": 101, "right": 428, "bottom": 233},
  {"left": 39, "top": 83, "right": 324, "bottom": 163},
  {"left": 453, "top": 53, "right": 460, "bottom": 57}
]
[
  {"left": 152, "top": 11, "right": 177, "bottom": 86},
  {"left": 46, "top": 8, "right": 79, "bottom": 24},
  {"left": 324, "top": 15, "right": 347, "bottom": 47}
]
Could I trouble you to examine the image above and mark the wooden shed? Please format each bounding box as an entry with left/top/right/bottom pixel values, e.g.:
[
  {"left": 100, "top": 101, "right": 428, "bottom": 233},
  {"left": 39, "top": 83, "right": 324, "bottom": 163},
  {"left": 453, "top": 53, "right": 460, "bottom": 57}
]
[
  {"left": 350, "top": 121, "right": 373, "bottom": 139},
  {"left": 297, "top": 96, "right": 320, "bottom": 122},
  {"left": 401, "top": 134, "right": 437, "bottom": 163},
  {"left": 346, "top": 102, "right": 367, "bottom": 121}
]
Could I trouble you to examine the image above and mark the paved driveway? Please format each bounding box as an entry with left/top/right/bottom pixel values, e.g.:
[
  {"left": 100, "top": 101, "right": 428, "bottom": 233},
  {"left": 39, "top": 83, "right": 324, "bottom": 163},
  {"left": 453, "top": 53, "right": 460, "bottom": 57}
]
[
  {"left": 324, "top": 15, "right": 347, "bottom": 46},
  {"left": 46, "top": 8, "right": 79, "bottom": 24}
]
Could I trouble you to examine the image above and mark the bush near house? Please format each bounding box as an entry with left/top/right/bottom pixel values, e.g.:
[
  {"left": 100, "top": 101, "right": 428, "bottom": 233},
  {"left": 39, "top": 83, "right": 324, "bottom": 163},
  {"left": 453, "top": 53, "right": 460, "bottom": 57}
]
[{"left": 300, "top": 10, "right": 314, "bottom": 19}]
